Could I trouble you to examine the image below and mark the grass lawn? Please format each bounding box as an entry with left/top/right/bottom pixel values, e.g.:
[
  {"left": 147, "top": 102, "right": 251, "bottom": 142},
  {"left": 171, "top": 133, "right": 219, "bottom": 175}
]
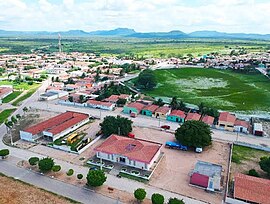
[
  {"left": 12, "top": 86, "right": 39, "bottom": 106},
  {"left": 232, "top": 145, "right": 270, "bottom": 164},
  {"left": 0, "top": 81, "right": 39, "bottom": 90},
  {"left": 119, "top": 172, "right": 148, "bottom": 183},
  {"left": 0, "top": 108, "right": 16, "bottom": 124},
  {"left": 142, "top": 68, "right": 270, "bottom": 112},
  {"left": 2, "top": 91, "right": 22, "bottom": 103}
]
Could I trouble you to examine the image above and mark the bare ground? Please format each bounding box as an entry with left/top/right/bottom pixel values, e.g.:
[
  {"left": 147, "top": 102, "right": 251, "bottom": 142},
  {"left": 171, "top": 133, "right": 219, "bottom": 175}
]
[{"left": 0, "top": 174, "right": 76, "bottom": 204}]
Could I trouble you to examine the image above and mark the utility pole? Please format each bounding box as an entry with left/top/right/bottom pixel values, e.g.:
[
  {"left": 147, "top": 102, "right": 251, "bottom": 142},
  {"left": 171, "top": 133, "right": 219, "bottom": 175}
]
[
  {"left": 10, "top": 129, "right": 13, "bottom": 146},
  {"left": 118, "top": 127, "right": 120, "bottom": 135}
]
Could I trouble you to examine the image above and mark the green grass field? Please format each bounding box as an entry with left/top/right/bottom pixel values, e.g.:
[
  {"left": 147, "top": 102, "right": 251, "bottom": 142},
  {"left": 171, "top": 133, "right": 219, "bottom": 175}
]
[
  {"left": 142, "top": 68, "right": 270, "bottom": 112},
  {"left": 2, "top": 91, "right": 22, "bottom": 103},
  {"left": 0, "top": 109, "right": 16, "bottom": 124},
  {"left": 12, "top": 87, "right": 39, "bottom": 106},
  {"left": 0, "top": 81, "right": 39, "bottom": 90}
]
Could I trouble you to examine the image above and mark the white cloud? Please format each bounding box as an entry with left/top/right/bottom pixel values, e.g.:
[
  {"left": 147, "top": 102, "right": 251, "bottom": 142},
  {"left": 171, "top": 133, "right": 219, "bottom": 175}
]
[{"left": 0, "top": 0, "right": 269, "bottom": 34}]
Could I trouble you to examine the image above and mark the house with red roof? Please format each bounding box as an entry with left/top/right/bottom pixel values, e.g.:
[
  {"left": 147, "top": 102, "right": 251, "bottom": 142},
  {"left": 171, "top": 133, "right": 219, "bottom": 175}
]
[
  {"left": 154, "top": 106, "right": 171, "bottom": 119},
  {"left": 0, "top": 86, "right": 13, "bottom": 102},
  {"left": 123, "top": 102, "right": 145, "bottom": 115},
  {"left": 94, "top": 134, "right": 162, "bottom": 171},
  {"left": 104, "top": 94, "right": 131, "bottom": 104},
  {"left": 166, "top": 110, "right": 185, "bottom": 123},
  {"left": 234, "top": 119, "right": 250, "bottom": 134},
  {"left": 216, "top": 112, "right": 236, "bottom": 131},
  {"left": 86, "top": 100, "right": 115, "bottom": 111},
  {"left": 233, "top": 173, "right": 270, "bottom": 203},
  {"left": 201, "top": 115, "right": 215, "bottom": 126},
  {"left": 20, "top": 111, "right": 89, "bottom": 142},
  {"left": 141, "top": 104, "right": 159, "bottom": 117},
  {"left": 185, "top": 112, "right": 201, "bottom": 121}
]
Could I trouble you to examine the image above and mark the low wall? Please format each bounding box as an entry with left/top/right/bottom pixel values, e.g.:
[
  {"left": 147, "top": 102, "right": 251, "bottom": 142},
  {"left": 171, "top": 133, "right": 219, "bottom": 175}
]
[
  {"left": 225, "top": 197, "right": 248, "bottom": 204},
  {"left": 234, "top": 141, "right": 270, "bottom": 152},
  {"left": 77, "top": 135, "right": 102, "bottom": 154}
]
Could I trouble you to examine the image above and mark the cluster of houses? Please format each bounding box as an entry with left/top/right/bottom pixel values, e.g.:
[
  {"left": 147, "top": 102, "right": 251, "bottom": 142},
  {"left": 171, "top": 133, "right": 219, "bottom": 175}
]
[{"left": 123, "top": 101, "right": 261, "bottom": 135}]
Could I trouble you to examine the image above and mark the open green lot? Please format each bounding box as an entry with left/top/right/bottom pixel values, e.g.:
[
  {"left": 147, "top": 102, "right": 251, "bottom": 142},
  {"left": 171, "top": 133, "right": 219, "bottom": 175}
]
[
  {"left": 142, "top": 68, "right": 270, "bottom": 112},
  {"left": 0, "top": 108, "right": 16, "bottom": 124},
  {"left": 2, "top": 91, "right": 22, "bottom": 103},
  {"left": 12, "top": 86, "right": 39, "bottom": 106},
  {"left": 0, "top": 81, "right": 39, "bottom": 90}
]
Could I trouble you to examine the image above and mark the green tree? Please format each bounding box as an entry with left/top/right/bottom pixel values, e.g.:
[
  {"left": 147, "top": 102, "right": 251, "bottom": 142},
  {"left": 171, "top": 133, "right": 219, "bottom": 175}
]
[
  {"left": 86, "top": 170, "right": 107, "bottom": 187},
  {"left": 79, "top": 95, "right": 85, "bottom": 103},
  {"left": 175, "top": 120, "right": 212, "bottom": 148},
  {"left": 259, "top": 156, "right": 270, "bottom": 176},
  {"left": 116, "top": 98, "right": 127, "bottom": 107},
  {"left": 77, "top": 174, "right": 83, "bottom": 180},
  {"left": 168, "top": 197, "right": 185, "bottom": 204},
  {"left": 38, "top": 157, "right": 55, "bottom": 172},
  {"left": 136, "top": 69, "right": 157, "bottom": 90},
  {"left": 52, "top": 165, "right": 61, "bottom": 173},
  {"left": 11, "top": 116, "right": 17, "bottom": 124},
  {"left": 16, "top": 114, "right": 21, "bottom": 119},
  {"left": 170, "top": 97, "right": 178, "bottom": 110},
  {"left": 151, "top": 193, "right": 164, "bottom": 204},
  {"left": 134, "top": 188, "right": 146, "bottom": 202},
  {"left": 248, "top": 169, "right": 260, "bottom": 177},
  {"left": 100, "top": 115, "right": 133, "bottom": 137},
  {"left": 0, "top": 149, "right": 10, "bottom": 159},
  {"left": 68, "top": 96, "right": 74, "bottom": 102},
  {"left": 28, "top": 157, "right": 39, "bottom": 166},
  {"left": 23, "top": 107, "right": 28, "bottom": 114},
  {"left": 80, "top": 72, "right": 86, "bottom": 78},
  {"left": 66, "top": 169, "right": 74, "bottom": 177}
]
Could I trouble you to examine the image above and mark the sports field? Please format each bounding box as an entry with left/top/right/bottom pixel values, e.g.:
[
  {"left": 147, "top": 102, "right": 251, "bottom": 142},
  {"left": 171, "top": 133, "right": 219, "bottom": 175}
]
[{"left": 144, "top": 68, "right": 270, "bottom": 112}]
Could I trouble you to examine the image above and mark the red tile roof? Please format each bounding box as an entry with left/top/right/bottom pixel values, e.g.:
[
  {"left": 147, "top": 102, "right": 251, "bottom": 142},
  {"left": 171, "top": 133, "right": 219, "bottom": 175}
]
[
  {"left": 219, "top": 112, "right": 236, "bottom": 124},
  {"left": 0, "top": 87, "right": 13, "bottom": 99},
  {"left": 155, "top": 106, "right": 171, "bottom": 114},
  {"left": 202, "top": 115, "right": 214, "bottom": 125},
  {"left": 126, "top": 102, "right": 145, "bottom": 112},
  {"left": 190, "top": 173, "right": 209, "bottom": 188},
  {"left": 169, "top": 110, "right": 186, "bottom": 118},
  {"left": 234, "top": 119, "right": 249, "bottom": 128},
  {"left": 104, "top": 95, "right": 119, "bottom": 103},
  {"left": 94, "top": 135, "right": 162, "bottom": 164},
  {"left": 119, "top": 94, "right": 130, "bottom": 99},
  {"left": 186, "top": 112, "right": 201, "bottom": 121},
  {"left": 23, "top": 111, "right": 89, "bottom": 136},
  {"left": 234, "top": 173, "right": 270, "bottom": 204},
  {"left": 142, "top": 104, "right": 159, "bottom": 112}
]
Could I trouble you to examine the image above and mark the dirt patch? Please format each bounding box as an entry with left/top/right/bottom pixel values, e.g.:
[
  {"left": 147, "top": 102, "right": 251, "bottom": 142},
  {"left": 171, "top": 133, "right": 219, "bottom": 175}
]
[
  {"left": 0, "top": 173, "right": 76, "bottom": 204},
  {"left": 133, "top": 126, "right": 230, "bottom": 204}
]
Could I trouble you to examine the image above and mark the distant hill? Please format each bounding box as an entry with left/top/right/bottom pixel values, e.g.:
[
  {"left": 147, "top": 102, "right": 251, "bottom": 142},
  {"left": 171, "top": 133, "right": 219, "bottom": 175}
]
[
  {"left": 127, "top": 30, "right": 187, "bottom": 38},
  {"left": 88, "top": 28, "right": 136, "bottom": 36},
  {"left": 189, "top": 30, "right": 270, "bottom": 40},
  {"left": 0, "top": 28, "right": 270, "bottom": 40}
]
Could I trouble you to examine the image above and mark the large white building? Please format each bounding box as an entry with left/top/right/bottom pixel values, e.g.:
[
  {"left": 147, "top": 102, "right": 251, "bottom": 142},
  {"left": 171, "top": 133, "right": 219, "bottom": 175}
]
[
  {"left": 20, "top": 111, "right": 89, "bottom": 142},
  {"left": 94, "top": 134, "right": 162, "bottom": 171}
]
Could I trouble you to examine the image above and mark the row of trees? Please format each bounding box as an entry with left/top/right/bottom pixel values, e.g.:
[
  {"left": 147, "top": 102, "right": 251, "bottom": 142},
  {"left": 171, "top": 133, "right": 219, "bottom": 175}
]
[
  {"left": 134, "top": 188, "right": 185, "bottom": 204},
  {"left": 28, "top": 157, "right": 107, "bottom": 187}
]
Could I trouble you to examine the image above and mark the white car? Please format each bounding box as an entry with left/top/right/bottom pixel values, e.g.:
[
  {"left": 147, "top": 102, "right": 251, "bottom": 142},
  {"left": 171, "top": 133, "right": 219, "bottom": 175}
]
[{"left": 195, "top": 147, "right": 203, "bottom": 153}]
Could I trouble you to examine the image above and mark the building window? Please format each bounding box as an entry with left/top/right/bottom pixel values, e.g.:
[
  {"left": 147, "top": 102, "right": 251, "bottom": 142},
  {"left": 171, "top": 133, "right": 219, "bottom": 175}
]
[
  {"left": 97, "top": 152, "right": 100, "bottom": 157},
  {"left": 111, "top": 154, "right": 114, "bottom": 160},
  {"left": 107, "top": 154, "right": 110, "bottom": 159},
  {"left": 133, "top": 161, "right": 136, "bottom": 166}
]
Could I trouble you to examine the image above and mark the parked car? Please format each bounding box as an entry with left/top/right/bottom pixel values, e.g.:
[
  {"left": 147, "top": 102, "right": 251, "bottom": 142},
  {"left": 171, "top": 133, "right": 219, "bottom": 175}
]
[
  {"left": 195, "top": 147, "right": 203, "bottom": 153},
  {"left": 128, "top": 132, "right": 135, "bottom": 138},
  {"left": 165, "top": 141, "right": 188, "bottom": 151},
  {"left": 161, "top": 125, "right": 170, "bottom": 130},
  {"left": 130, "top": 112, "right": 136, "bottom": 118},
  {"left": 90, "top": 166, "right": 98, "bottom": 171}
]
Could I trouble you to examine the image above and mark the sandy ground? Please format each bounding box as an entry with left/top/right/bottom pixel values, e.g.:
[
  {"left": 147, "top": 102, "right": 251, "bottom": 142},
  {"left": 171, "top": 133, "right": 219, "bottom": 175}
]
[
  {"left": 132, "top": 127, "right": 230, "bottom": 204},
  {"left": 0, "top": 174, "right": 75, "bottom": 204}
]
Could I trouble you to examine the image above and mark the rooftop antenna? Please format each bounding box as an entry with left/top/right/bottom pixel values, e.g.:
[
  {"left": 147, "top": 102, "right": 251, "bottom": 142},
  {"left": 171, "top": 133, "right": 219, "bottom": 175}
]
[{"left": 58, "top": 33, "right": 62, "bottom": 53}]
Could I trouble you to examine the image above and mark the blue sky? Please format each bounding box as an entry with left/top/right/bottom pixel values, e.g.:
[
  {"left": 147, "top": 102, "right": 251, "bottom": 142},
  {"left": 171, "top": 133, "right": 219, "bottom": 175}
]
[{"left": 0, "top": 0, "right": 269, "bottom": 34}]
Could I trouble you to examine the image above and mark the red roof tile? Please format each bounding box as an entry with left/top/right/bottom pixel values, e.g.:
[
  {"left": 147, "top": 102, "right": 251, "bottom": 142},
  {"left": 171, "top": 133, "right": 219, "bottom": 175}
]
[
  {"left": 202, "top": 115, "right": 214, "bottom": 125},
  {"left": 219, "top": 112, "right": 236, "bottom": 124},
  {"left": 234, "top": 173, "right": 270, "bottom": 203},
  {"left": 186, "top": 112, "right": 201, "bottom": 121},
  {"left": 142, "top": 104, "right": 159, "bottom": 112},
  {"left": 155, "top": 106, "right": 171, "bottom": 114},
  {"left": 104, "top": 95, "right": 119, "bottom": 103},
  {"left": 169, "top": 110, "right": 186, "bottom": 118},
  {"left": 190, "top": 173, "right": 209, "bottom": 188},
  {"left": 234, "top": 119, "right": 249, "bottom": 128},
  {"left": 23, "top": 111, "right": 89, "bottom": 135},
  {"left": 94, "top": 135, "right": 162, "bottom": 164},
  {"left": 126, "top": 102, "right": 145, "bottom": 112}
]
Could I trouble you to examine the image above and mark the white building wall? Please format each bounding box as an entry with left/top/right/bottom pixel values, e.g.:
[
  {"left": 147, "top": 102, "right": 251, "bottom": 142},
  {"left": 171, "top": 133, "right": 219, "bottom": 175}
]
[
  {"left": 43, "top": 118, "right": 89, "bottom": 141},
  {"left": 96, "top": 149, "right": 161, "bottom": 171},
  {"left": 234, "top": 126, "right": 248, "bottom": 133},
  {"left": 19, "top": 130, "right": 34, "bottom": 142}
]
